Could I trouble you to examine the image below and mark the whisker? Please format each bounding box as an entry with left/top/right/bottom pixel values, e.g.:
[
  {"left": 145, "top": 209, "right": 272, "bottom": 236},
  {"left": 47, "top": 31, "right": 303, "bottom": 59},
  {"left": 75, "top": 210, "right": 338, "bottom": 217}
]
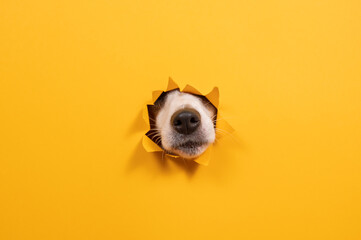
[
  {"left": 147, "top": 132, "right": 161, "bottom": 138},
  {"left": 215, "top": 128, "right": 233, "bottom": 136},
  {"left": 151, "top": 135, "right": 162, "bottom": 140},
  {"left": 215, "top": 128, "right": 239, "bottom": 144},
  {"left": 148, "top": 116, "right": 157, "bottom": 122},
  {"left": 147, "top": 129, "right": 159, "bottom": 133},
  {"left": 154, "top": 137, "right": 162, "bottom": 145},
  {"left": 151, "top": 134, "right": 161, "bottom": 139},
  {"left": 151, "top": 136, "right": 162, "bottom": 144},
  {"left": 147, "top": 130, "right": 160, "bottom": 135},
  {"left": 147, "top": 127, "right": 163, "bottom": 131}
]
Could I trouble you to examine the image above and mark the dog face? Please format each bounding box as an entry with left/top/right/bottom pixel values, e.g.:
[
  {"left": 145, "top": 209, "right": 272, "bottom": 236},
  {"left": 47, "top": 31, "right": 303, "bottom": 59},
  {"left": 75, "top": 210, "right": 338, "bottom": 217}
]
[{"left": 150, "top": 90, "right": 217, "bottom": 159}]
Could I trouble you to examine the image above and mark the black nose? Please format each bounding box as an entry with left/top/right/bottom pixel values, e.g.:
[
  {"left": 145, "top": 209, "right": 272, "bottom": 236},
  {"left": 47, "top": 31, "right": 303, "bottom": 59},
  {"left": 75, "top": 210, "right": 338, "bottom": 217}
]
[{"left": 171, "top": 109, "right": 201, "bottom": 135}]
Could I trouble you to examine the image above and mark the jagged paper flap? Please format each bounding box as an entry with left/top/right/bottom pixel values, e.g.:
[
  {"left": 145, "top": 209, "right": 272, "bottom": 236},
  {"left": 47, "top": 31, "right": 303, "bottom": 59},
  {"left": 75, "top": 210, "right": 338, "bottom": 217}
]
[
  {"left": 142, "top": 134, "right": 163, "bottom": 152},
  {"left": 215, "top": 113, "right": 235, "bottom": 139},
  {"left": 205, "top": 87, "right": 219, "bottom": 108},
  {"left": 194, "top": 145, "right": 212, "bottom": 166},
  {"left": 166, "top": 77, "right": 180, "bottom": 91},
  {"left": 182, "top": 84, "right": 203, "bottom": 95},
  {"left": 152, "top": 90, "right": 163, "bottom": 102}
]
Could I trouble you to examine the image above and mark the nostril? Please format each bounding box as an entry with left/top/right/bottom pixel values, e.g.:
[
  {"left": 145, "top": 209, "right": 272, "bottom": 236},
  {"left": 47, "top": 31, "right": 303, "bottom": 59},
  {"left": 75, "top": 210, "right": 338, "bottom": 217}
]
[
  {"left": 190, "top": 117, "right": 198, "bottom": 123},
  {"left": 174, "top": 120, "right": 182, "bottom": 126}
]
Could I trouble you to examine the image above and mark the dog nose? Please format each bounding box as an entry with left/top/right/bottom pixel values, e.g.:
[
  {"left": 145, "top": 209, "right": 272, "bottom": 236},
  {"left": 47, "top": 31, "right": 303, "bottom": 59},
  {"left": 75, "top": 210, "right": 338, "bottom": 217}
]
[{"left": 171, "top": 109, "right": 201, "bottom": 135}]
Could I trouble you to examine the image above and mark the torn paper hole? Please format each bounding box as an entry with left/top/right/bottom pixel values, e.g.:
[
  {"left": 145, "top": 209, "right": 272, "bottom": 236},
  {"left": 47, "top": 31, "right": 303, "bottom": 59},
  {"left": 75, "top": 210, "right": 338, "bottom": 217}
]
[{"left": 142, "top": 77, "right": 234, "bottom": 166}]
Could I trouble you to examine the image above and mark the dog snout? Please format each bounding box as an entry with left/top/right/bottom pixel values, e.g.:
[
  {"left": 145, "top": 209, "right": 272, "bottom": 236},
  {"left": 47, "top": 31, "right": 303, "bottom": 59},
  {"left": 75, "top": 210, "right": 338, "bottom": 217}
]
[{"left": 171, "top": 109, "right": 200, "bottom": 135}]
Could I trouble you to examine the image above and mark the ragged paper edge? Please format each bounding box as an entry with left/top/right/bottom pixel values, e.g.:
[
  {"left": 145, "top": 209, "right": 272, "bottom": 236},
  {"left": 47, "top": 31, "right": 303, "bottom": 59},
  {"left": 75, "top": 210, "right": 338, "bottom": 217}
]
[{"left": 142, "top": 77, "right": 233, "bottom": 166}]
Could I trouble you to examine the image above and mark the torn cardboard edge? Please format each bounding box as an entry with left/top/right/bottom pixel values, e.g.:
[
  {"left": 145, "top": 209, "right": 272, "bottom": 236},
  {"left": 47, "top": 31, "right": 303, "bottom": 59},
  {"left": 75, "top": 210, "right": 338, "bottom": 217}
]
[{"left": 142, "top": 77, "right": 234, "bottom": 166}]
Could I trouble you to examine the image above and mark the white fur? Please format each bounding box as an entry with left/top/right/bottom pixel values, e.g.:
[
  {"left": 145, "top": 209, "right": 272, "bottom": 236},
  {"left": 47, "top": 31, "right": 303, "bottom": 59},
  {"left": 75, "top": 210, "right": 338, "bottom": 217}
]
[{"left": 156, "top": 91, "right": 216, "bottom": 159}]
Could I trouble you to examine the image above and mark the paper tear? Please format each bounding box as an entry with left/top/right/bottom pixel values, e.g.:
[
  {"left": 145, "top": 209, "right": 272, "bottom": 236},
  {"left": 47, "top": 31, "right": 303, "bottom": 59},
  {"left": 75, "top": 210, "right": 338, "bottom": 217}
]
[
  {"left": 205, "top": 87, "right": 219, "bottom": 108},
  {"left": 214, "top": 114, "right": 234, "bottom": 140},
  {"left": 142, "top": 78, "right": 234, "bottom": 166},
  {"left": 166, "top": 77, "right": 180, "bottom": 91},
  {"left": 182, "top": 84, "right": 203, "bottom": 96},
  {"left": 142, "top": 135, "right": 163, "bottom": 152},
  {"left": 152, "top": 90, "right": 163, "bottom": 103}
]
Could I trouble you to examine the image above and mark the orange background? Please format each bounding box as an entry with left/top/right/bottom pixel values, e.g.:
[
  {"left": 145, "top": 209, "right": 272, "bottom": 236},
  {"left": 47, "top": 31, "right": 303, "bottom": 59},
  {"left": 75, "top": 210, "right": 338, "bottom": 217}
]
[{"left": 1, "top": 1, "right": 361, "bottom": 239}]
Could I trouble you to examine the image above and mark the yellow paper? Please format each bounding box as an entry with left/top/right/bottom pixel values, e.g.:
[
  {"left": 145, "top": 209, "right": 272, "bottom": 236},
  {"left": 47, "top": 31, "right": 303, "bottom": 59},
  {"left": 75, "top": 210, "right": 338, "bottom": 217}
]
[{"left": 1, "top": 1, "right": 361, "bottom": 240}]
